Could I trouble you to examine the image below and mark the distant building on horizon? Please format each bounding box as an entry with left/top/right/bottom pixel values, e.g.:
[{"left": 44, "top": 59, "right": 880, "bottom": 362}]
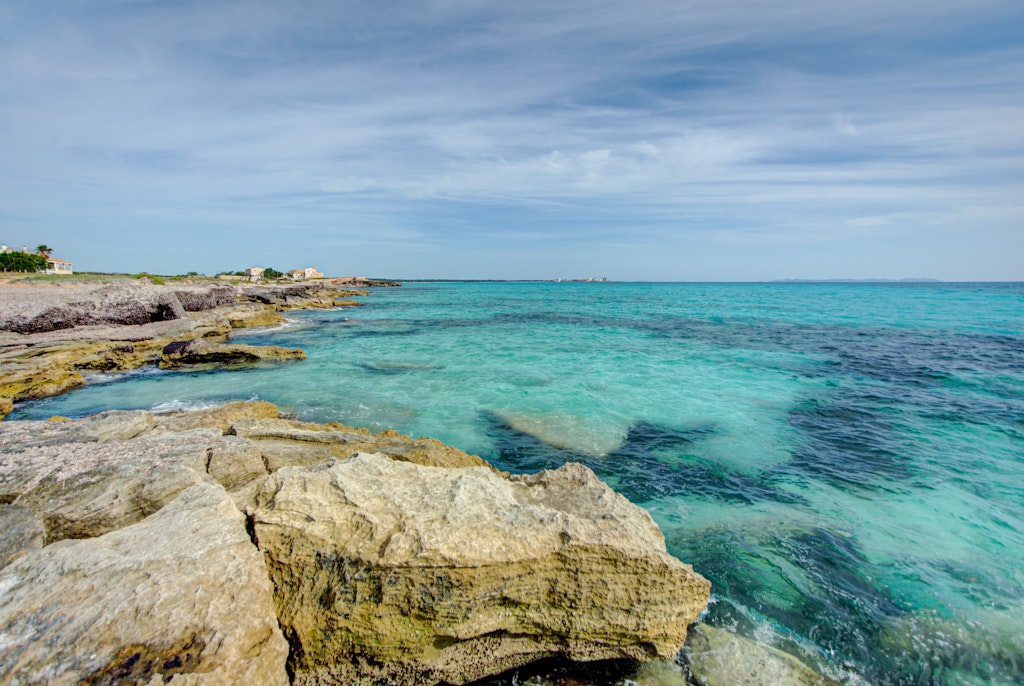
[
  {"left": 1, "top": 244, "right": 73, "bottom": 274},
  {"left": 45, "top": 257, "right": 73, "bottom": 275},
  {"left": 289, "top": 267, "right": 323, "bottom": 280},
  {"left": 245, "top": 266, "right": 265, "bottom": 282}
]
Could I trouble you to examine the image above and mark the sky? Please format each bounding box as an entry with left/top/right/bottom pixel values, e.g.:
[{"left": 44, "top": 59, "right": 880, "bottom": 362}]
[{"left": 1, "top": 0, "right": 1022, "bottom": 281}]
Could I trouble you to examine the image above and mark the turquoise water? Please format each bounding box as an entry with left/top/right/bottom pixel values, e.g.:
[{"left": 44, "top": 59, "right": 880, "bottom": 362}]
[{"left": 12, "top": 282, "right": 1024, "bottom": 684}]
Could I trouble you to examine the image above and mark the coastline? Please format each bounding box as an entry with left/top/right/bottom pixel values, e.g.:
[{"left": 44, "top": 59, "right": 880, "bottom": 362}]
[
  {"left": 0, "top": 278, "right": 848, "bottom": 686},
  {"left": 0, "top": 277, "right": 391, "bottom": 419}
]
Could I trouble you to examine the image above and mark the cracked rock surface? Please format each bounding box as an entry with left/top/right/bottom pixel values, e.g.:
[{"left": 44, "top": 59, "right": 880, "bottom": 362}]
[{"left": 0, "top": 401, "right": 711, "bottom": 685}]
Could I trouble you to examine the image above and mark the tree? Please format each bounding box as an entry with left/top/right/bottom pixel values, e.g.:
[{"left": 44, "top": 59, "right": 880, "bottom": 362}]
[
  {"left": 0, "top": 250, "right": 47, "bottom": 273},
  {"left": 263, "top": 267, "right": 283, "bottom": 279},
  {"left": 35, "top": 245, "right": 53, "bottom": 259}
]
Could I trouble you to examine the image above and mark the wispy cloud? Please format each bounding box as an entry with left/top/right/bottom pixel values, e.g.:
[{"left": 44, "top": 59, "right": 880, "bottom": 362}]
[{"left": 0, "top": 0, "right": 1021, "bottom": 279}]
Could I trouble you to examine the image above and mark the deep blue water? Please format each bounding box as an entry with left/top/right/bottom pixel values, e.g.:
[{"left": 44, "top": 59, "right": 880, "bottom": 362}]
[{"left": 12, "top": 282, "right": 1024, "bottom": 684}]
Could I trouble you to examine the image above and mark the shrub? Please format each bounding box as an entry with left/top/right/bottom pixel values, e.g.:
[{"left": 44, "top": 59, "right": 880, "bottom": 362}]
[{"left": 0, "top": 251, "right": 47, "bottom": 273}]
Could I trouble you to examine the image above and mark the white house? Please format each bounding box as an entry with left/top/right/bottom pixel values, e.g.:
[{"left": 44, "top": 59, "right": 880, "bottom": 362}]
[
  {"left": 245, "top": 267, "right": 265, "bottom": 282},
  {"left": 290, "top": 267, "right": 323, "bottom": 280},
  {"left": 45, "top": 257, "right": 73, "bottom": 274}
]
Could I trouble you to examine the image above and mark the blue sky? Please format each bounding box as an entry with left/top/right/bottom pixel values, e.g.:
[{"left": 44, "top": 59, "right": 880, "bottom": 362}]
[{"left": 1, "top": 0, "right": 1022, "bottom": 280}]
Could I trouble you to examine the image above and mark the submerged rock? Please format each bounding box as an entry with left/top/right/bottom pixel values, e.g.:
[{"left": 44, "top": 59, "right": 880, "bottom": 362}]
[
  {"left": 683, "top": 624, "right": 842, "bottom": 686},
  {"left": 0, "top": 483, "right": 289, "bottom": 684},
  {"left": 491, "top": 408, "right": 628, "bottom": 456},
  {"left": 251, "top": 452, "right": 711, "bottom": 685}
]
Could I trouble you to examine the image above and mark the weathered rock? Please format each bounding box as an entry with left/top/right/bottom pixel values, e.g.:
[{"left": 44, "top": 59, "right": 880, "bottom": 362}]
[
  {"left": 225, "top": 303, "right": 288, "bottom": 329},
  {"left": 0, "top": 504, "right": 45, "bottom": 569},
  {"left": 251, "top": 453, "right": 711, "bottom": 685},
  {"left": 74, "top": 408, "right": 158, "bottom": 442},
  {"left": 207, "top": 439, "right": 269, "bottom": 490},
  {"left": 683, "top": 624, "right": 842, "bottom": 686},
  {"left": 160, "top": 342, "right": 306, "bottom": 368},
  {"left": 229, "top": 416, "right": 491, "bottom": 470},
  {"left": 0, "top": 286, "right": 315, "bottom": 412},
  {"left": 0, "top": 397, "right": 11, "bottom": 420},
  {"left": 152, "top": 399, "right": 283, "bottom": 434},
  {"left": 170, "top": 285, "right": 236, "bottom": 311},
  {"left": 0, "top": 483, "right": 290, "bottom": 685},
  {"left": 0, "top": 283, "right": 241, "bottom": 334},
  {"left": 237, "top": 283, "right": 370, "bottom": 311},
  {"left": 0, "top": 411, "right": 274, "bottom": 542},
  {"left": 153, "top": 291, "right": 188, "bottom": 321},
  {"left": 5, "top": 438, "right": 209, "bottom": 543},
  {"left": 162, "top": 337, "right": 210, "bottom": 356}
]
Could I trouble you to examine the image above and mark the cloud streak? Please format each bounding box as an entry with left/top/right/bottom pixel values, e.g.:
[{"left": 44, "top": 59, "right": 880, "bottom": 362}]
[{"left": 0, "top": 0, "right": 1022, "bottom": 279}]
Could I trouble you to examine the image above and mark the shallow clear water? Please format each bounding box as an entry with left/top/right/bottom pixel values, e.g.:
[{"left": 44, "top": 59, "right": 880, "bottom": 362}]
[{"left": 12, "top": 282, "right": 1024, "bottom": 684}]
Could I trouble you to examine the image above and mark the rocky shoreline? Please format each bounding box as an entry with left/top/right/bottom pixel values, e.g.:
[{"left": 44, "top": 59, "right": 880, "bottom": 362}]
[
  {"left": 0, "top": 279, "right": 381, "bottom": 419},
  {"left": 0, "top": 280, "right": 844, "bottom": 685}
]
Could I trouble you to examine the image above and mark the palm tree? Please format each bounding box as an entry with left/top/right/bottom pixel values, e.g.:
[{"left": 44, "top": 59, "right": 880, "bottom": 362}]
[{"left": 35, "top": 245, "right": 53, "bottom": 259}]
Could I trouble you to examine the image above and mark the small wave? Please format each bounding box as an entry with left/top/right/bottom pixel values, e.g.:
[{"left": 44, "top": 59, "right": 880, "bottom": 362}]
[
  {"left": 82, "top": 366, "right": 167, "bottom": 384},
  {"left": 231, "top": 318, "right": 313, "bottom": 336},
  {"left": 151, "top": 394, "right": 260, "bottom": 414}
]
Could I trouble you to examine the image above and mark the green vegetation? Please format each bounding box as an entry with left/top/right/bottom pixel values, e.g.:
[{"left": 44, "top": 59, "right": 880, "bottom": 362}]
[
  {"left": 131, "top": 272, "right": 166, "bottom": 285},
  {"left": 263, "top": 267, "right": 284, "bottom": 279},
  {"left": 0, "top": 250, "right": 47, "bottom": 273}
]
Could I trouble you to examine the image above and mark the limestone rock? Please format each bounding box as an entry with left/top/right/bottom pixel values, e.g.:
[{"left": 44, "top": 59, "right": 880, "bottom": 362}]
[
  {"left": 170, "top": 285, "right": 236, "bottom": 312},
  {"left": 6, "top": 438, "right": 210, "bottom": 543},
  {"left": 0, "top": 283, "right": 239, "bottom": 334},
  {"left": 251, "top": 453, "right": 710, "bottom": 685},
  {"left": 684, "top": 624, "right": 841, "bottom": 686},
  {"left": 0, "top": 397, "right": 11, "bottom": 420},
  {"left": 0, "top": 504, "right": 45, "bottom": 569},
  {"left": 225, "top": 303, "right": 287, "bottom": 329},
  {"left": 152, "top": 399, "right": 283, "bottom": 434},
  {"left": 162, "top": 338, "right": 210, "bottom": 356},
  {"left": 0, "top": 412, "right": 270, "bottom": 543},
  {"left": 229, "top": 416, "right": 491, "bottom": 470},
  {"left": 0, "top": 483, "right": 289, "bottom": 685},
  {"left": 160, "top": 342, "right": 305, "bottom": 368},
  {"left": 74, "top": 408, "right": 158, "bottom": 442}
]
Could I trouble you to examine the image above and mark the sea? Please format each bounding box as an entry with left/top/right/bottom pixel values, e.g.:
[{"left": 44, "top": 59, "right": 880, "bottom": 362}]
[{"left": 10, "top": 281, "right": 1024, "bottom": 685}]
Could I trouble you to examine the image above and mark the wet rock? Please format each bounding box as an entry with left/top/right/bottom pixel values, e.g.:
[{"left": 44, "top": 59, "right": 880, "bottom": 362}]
[
  {"left": 251, "top": 453, "right": 711, "bottom": 685},
  {"left": 0, "top": 483, "right": 289, "bottom": 685},
  {"left": 160, "top": 342, "right": 305, "bottom": 368},
  {"left": 683, "top": 624, "right": 841, "bottom": 686},
  {"left": 225, "top": 303, "right": 287, "bottom": 328},
  {"left": 162, "top": 338, "right": 210, "bottom": 356}
]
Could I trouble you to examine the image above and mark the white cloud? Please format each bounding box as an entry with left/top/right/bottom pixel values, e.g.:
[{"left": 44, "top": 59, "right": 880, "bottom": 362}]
[{"left": 0, "top": 0, "right": 1021, "bottom": 278}]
